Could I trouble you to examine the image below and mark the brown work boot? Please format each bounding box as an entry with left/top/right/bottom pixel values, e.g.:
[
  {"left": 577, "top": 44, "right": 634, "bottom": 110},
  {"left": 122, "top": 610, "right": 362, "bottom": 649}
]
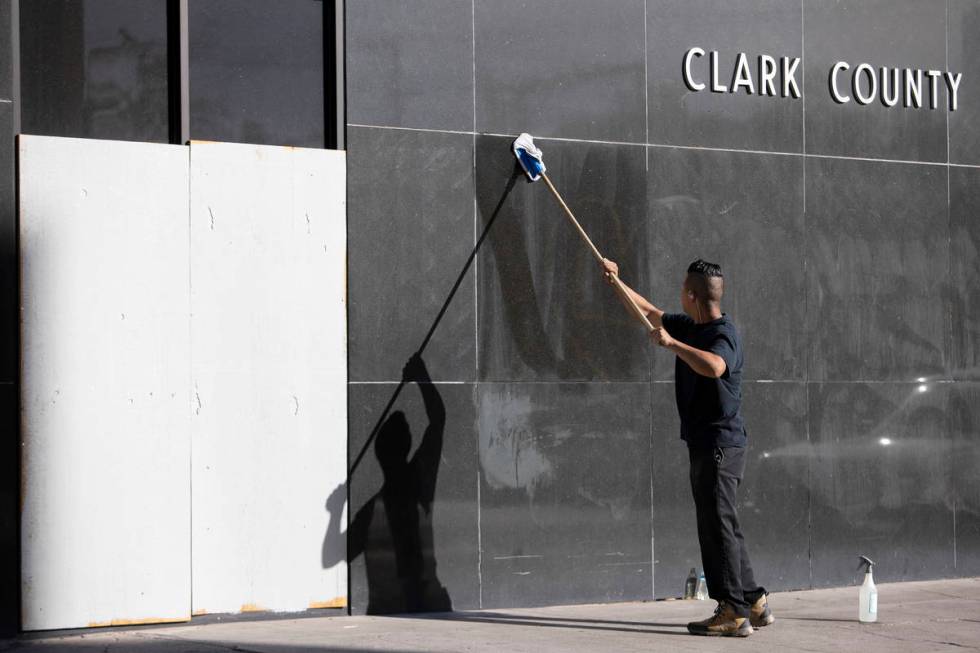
[
  {"left": 687, "top": 601, "right": 753, "bottom": 637},
  {"left": 750, "top": 593, "right": 775, "bottom": 627}
]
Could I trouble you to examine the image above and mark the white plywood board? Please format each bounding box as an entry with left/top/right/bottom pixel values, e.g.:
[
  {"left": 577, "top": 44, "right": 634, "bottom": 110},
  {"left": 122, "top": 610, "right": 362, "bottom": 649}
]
[
  {"left": 189, "top": 141, "right": 347, "bottom": 615},
  {"left": 19, "top": 135, "right": 191, "bottom": 631}
]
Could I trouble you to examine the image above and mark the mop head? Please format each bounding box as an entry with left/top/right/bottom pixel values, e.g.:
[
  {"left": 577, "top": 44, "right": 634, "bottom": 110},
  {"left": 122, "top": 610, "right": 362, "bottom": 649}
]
[{"left": 512, "top": 133, "right": 545, "bottom": 182}]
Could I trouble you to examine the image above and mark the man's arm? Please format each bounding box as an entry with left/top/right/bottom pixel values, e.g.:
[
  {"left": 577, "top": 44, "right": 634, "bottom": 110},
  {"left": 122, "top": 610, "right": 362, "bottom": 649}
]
[
  {"left": 403, "top": 354, "right": 445, "bottom": 432},
  {"left": 322, "top": 482, "right": 372, "bottom": 566},
  {"left": 650, "top": 327, "right": 727, "bottom": 378},
  {"left": 405, "top": 354, "right": 444, "bottom": 511},
  {"left": 601, "top": 259, "right": 664, "bottom": 328}
]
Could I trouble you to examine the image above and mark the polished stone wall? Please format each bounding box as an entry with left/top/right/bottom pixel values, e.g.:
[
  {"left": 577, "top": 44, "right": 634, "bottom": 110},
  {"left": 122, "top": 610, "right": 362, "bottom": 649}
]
[
  {"left": 0, "top": 0, "right": 17, "bottom": 635},
  {"left": 345, "top": 0, "right": 980, "bottom": 612}
]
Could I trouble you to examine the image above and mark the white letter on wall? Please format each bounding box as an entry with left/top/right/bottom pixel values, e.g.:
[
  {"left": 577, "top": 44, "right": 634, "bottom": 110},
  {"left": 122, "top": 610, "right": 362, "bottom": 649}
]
[
  {"left": 944, "top": 71, "right": 962, "bottom": 111},
  {"left": 925, "top": 70, "right": 942, "bottom": 109},
  {"left": 758, "top": 55, "right": 777, "bottom": 96},
  {"left": 782, "top": 57, "right": 801, "bottom": 98},
  {"left": 711, "top": 51, "right": 728, "bottom": 93},
  {"left": 683, "top": 47, "right": 706, "bottom": 91},
  {"left": 880, "top": 67, "right": 900, "bottom": 107},
  {"left": 852, "top": 63, "right": 877, "bottom": 105},
  {"left": 731, "top": 52, "right": 755, "bottom": 94},
  {"left": 830, "top": 62, "right": 851, "bottom": 104},
  {"left": 905, "top": 69, "right": 923, "bottom": 108}
]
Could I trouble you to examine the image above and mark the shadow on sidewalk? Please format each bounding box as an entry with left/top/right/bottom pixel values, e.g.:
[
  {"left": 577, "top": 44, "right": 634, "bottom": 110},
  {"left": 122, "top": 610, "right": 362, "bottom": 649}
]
[
  {"left": 395, "top": 611, "right": 692, "bottom": 637},
  {"left": 2, "top": 636, "right": 420, "bottom": 653}
]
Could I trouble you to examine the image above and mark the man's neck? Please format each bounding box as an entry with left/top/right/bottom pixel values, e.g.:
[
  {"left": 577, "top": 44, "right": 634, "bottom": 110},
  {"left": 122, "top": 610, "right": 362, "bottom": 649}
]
[{"left": 695, "top": 304, "right": 723, "bottom": 324}]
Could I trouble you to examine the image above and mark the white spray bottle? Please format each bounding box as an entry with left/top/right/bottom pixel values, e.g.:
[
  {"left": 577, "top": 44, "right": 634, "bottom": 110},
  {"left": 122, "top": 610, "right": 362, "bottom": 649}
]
[{"left": 858, "top": 555, "right": 877, "bottom": 623}]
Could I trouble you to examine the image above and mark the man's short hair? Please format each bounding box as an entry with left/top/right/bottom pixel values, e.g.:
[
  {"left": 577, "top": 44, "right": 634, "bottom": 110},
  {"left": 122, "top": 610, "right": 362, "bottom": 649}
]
[{"left": 686, "top": 259, "right": 724, "bottom": 303}]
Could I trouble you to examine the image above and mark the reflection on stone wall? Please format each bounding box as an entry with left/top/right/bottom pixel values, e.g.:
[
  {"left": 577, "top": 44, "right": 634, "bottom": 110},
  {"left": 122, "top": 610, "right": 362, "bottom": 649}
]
[{"left": 19, "top": 0, "right": 169, "bottom": 142}]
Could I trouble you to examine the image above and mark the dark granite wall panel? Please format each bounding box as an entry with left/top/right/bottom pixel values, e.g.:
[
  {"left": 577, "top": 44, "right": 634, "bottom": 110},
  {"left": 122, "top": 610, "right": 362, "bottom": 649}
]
[
  {"left": 347, "top": 381, "right": 479, "bottom": 614},
  {"left": 343, "top": 0, "right": 980, "bottom": 614},
  {"left": 652, "top": 382, "right": 810, "bottom": 598},
  {"left": 649, "top": 382, "right": 691, "bottom": 598},
  {"left": 647, "top": 0, "right": 803, "bottom": 153},
  {"left": 477, "top": 383, "right": 651, "bottom": 608},
  {"left": 0, "top": 3, "right": 13, "bottom": 635},
  {"left": 0, "top": 103, "right": 13, "bottom": 382},
  {"left": 347, "top": 127, "right": 476, "bottom": 383},
  {"left": 804, "top": 0, "right": 948, "bottom": 162},
  {"left": 948, "top": 1, "right": 980, "bottom": 166},
  {"left": 0, "top": 0, "right": 9, "bottom": 100},
  {"left": 476, "top": 135, "right": 651, "bottom": 382},
  {"left": 737, "top": 383, "right": 811, "bottom": 592},
  {"left": 805, "top": 157, "right": 949, "bottom": 382},
  {"left": 809, "top": 382, "right": 954, "bottom": 587},
  {"left": 474, "top": 0, "right": 645, "bottom": 143},
  {"left": 346, "top": 0, "right": 474, "bottom": 132},
  {"left": 949, "top": 384, "right": 980, "bottom": 576},
  {"left": 647, "top": 148, "right": 806, "bottom": 381},
  {"left": 950, "top": 165, "right": 980, "bottom": 380},
  {"left": 0, "top": 383, "right": 16, "bottom": 635}
]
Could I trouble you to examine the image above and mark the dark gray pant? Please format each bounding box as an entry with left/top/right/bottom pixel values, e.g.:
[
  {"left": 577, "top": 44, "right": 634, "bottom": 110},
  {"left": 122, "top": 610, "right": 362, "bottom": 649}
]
[{"left": 688, "top": 445, "right": 765, "bottom": 617}]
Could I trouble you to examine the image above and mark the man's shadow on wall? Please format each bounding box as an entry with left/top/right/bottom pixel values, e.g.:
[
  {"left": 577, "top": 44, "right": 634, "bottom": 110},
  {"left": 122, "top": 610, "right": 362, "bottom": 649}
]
[
  {"left": 323, "top": 355, "right": 451, "bottom": 614},
  {"left": 322, "top": 165, "right": 523, "bottom": 614}
]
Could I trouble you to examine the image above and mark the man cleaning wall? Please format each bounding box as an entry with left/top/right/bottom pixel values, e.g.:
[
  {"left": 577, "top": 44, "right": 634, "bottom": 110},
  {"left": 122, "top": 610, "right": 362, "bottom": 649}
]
[
  {"left": 601, "top": 257, "right": 775, "bottom": 638},
  {"left": 512, "top": 134, "right": 773, "bottom": 637}
]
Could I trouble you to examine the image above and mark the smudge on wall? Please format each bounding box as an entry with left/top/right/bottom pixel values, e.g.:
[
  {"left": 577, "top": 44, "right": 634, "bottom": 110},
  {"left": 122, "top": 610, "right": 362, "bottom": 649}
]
[{"left": 478, "top": 388, "right": 566, "bottom": 496}]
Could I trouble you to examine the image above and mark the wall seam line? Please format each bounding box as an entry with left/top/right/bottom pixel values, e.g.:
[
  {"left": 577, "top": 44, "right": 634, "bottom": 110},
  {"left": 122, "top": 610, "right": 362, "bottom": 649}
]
[
  {"left": 645, "top": 0, "right": 653, "bottom": 598},
  {"left": 644, "top": 0, "right": 649, "bottom": 173},
  {"left": 945, "top": 0, "right": 954, "bottom": 384},
  {"left": 347, "top": 124, "right": 972, "bottom": 168},
  {"left": 802, "top": 0, "right": 813, "bottom": 591},
  {"left": 471, "top": 0, "right": 483, "bottom": 611},
  {"left": 649, "top": 399, "right": 655, "bottom": 599},
  {"left": 946, "top": 0, "right": 955, "bottom": 574},
  {"left": 801, "top": 0, "right": 807, "bottom": 163},
  {"left": 471, "top": 0, "right": 478, "bottom": 379},
  {"left": 477, "top": 468, "right": 483, "bottom": 609},
  {"left": 946, "top": 0, "right": 951, "bottom": 168},
  {"left": 471, "top": 0, "right": 477, "bottom": 133}
]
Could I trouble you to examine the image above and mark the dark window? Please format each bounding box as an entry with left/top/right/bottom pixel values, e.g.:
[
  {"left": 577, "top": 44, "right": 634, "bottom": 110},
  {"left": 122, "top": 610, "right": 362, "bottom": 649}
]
[
  {"left": 20, "top": 0, "right": 170, "bottom": 143},
  {"left": 189, "top": 0, "right": 325, "bottom": 148}
]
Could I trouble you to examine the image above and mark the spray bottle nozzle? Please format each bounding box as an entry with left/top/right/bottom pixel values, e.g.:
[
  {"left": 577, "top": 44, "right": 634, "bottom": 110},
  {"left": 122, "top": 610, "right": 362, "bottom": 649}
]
[{"left": 858, "top": 555, "right": 875, "bottom": 572}]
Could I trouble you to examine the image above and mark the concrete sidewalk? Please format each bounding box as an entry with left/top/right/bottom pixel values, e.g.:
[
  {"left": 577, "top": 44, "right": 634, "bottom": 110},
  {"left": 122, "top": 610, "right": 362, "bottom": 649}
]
[{"left": 4, "top": 578, "right": 979, "bottom": 652}]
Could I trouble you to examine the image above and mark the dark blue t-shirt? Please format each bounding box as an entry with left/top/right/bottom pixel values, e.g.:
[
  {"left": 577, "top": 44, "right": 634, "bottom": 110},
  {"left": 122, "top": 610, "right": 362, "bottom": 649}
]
[{"left": 661, "top": 313, "right": 746, "bottom": 448}]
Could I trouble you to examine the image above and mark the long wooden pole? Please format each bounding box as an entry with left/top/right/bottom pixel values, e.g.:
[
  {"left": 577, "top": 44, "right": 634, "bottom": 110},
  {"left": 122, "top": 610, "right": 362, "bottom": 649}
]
[{"left": 540, "top": 173, "right": 655, "bottom": 332}]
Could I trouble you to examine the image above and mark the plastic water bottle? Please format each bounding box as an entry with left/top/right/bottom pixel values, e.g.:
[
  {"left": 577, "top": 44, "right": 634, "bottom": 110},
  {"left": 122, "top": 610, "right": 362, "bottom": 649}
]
[
  {"left": 684, "top": 568, "right": 697, "bottom": 599},
  {"left": 858, "top": 555, "right": 877, "bottom": 623},
  {"left": 696, "top": 572, "right": 708, "bottom": 600}
]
